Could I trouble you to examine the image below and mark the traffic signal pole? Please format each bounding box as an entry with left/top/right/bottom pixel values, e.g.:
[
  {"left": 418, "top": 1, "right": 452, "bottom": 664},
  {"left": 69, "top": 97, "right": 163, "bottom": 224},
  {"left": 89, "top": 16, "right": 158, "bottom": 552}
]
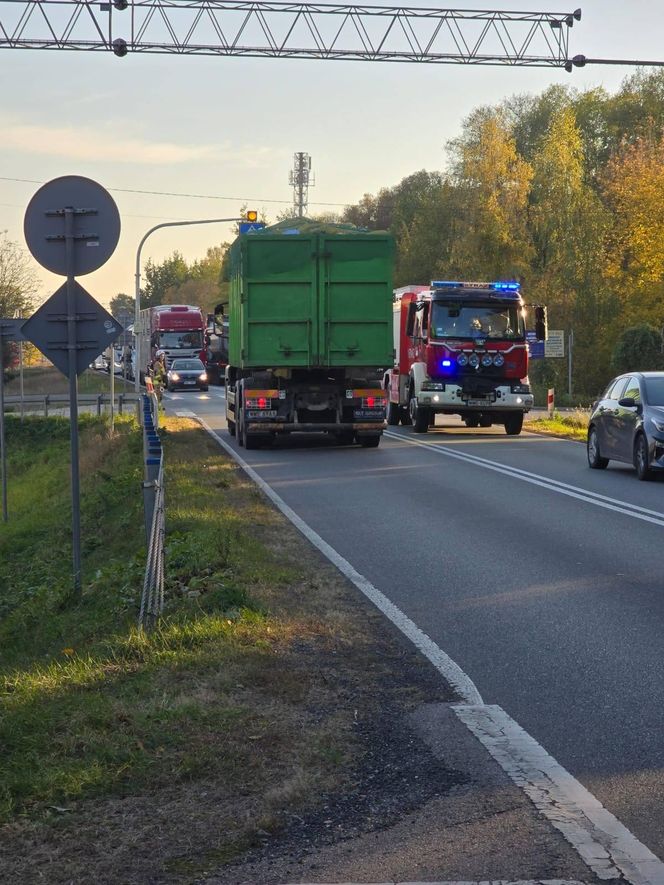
[{"left": 133, "top": 216, "right": 243, "bottom": 394}]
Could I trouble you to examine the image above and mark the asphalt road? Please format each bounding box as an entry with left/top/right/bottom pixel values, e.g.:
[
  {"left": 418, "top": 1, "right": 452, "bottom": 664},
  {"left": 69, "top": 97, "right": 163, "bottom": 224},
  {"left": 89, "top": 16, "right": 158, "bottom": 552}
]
[{"left": 165, "top": 387, "right": 664, "bottom": 863}]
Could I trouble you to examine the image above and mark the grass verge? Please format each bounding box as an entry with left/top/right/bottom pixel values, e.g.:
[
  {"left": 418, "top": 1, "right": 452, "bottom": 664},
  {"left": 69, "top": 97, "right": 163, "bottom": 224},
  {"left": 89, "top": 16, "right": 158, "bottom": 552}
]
[
  {"left": 525, "top": 409, "right": 589, "bottom": 441},
  {"left": 4, "top": 365, "right": 134, "bottom": 398},
  {"left": 0, "top": 415, "right": 458, "bottom": 884}
]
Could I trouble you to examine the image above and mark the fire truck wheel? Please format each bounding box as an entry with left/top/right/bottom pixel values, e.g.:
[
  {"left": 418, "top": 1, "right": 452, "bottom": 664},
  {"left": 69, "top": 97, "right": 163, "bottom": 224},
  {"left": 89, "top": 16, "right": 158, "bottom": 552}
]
[
  {"left": 410, "top": 396, "right": 430, "bottom": 433},
  {"left": 479, "top": 415, "right": 492, "bottom": 428},
  {"left": 386, "top": 401, "right": 401, "bottom": 426},
  {"left": 359, "top": 434, "right": 381, "bottom": 448},
  {"left": 504, "top": 412, "right": 524, "bottom": 436},
  {"left": 464, "top": 416, "right": 480, "bottom": 428}
]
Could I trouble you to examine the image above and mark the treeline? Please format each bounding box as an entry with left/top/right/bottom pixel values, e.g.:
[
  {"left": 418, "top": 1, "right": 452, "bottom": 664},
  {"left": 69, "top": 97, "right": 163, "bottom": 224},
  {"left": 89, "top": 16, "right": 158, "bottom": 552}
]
[
  {"left": 341, "top": 70, "right": 664, "bottom": 398},
  {"left": 142, "top": 70, "right": 664, "bottom": 399},
  {"left": 140, "top": 245, "right": 228, "bottom": 315}
]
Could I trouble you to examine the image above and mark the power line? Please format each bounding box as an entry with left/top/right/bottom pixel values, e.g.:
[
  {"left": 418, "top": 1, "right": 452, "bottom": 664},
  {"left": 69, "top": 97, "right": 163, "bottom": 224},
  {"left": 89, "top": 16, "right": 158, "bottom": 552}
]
[{"left": 0, "top": 176, "right": 350, "bottom": 207}]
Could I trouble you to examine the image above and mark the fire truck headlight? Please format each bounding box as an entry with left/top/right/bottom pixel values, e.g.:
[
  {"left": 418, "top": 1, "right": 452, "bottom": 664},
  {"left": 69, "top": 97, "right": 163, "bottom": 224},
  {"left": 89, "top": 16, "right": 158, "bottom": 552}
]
[
  {"left": 469, "top": 354, "right": 480, "bottom": 368},
  {"left": 457, "top": 354, "right": 469, "bottom": 367},
  {"left": 481, "top": 354, "right": 493, "bottom": 367},
  {"left": 493, "top": 353, "right": 505, "bottom": 367},
  {"left": 516, "top": 397, "right": 523, "bottom": 404}
]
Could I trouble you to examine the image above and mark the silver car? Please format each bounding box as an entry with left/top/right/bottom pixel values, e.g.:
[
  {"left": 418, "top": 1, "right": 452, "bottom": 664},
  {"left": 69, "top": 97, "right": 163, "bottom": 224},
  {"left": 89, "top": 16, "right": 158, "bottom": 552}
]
[{"left": 587, "top": 371, "right": 664, "bottom": 480}]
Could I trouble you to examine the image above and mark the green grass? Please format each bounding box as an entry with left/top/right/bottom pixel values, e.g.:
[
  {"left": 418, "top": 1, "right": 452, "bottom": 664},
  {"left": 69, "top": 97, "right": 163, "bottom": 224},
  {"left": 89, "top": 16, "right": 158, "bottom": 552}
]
[
  {"left": 525, "top": 409, "right": 589, "bottom": 441},
  {"left": 0, "top": 416, "right": 352, "bottom": 829}
]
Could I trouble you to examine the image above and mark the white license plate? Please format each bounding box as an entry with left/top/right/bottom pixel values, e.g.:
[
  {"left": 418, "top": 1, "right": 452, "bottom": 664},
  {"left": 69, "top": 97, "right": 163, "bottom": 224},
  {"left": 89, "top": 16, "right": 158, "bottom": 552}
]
[
  {"left": 465, "top": 398, "right": 492, "bottom": 407},
  {"left": 184, "top": 380, "right": 196, "bottom": 385},
  {"left": 247, "top": 410, "right": 277, "bottom": 418}
]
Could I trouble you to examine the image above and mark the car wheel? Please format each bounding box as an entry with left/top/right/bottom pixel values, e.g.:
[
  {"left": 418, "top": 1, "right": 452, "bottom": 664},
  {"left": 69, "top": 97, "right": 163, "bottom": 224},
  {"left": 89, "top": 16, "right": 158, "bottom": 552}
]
[
  {"left": 359, "top": 434, "right": 381, "bottom": 448},
  {"left": 587, "top": 425, "right": 609, "bottom": 469},
  {"left": 201, "top": 386, "right": 209, "bottom": 392},
  {"left": 634, "top": 433, "right": 653, "bottom": 481},
  {"left": 464, "top": 416, "right": 480, "bottom": 428}
]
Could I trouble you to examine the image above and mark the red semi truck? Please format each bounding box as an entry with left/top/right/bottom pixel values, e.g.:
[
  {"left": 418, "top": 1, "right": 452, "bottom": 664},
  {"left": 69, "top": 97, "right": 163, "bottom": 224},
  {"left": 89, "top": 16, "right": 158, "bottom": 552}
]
[
  {"left": 135, "top": 304, "right": 206, "bottom": 381},
  {"left": 385, "top": 280, "right": 547, "bottom": 436}
]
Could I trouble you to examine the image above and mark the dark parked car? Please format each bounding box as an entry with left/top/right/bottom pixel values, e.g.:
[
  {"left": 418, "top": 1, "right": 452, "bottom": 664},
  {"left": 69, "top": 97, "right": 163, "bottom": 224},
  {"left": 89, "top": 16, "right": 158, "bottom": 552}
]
[
  {"left": 166, "top": 358, "right": 209, "bottom": 392},
  {"left": 587, "top": 371, "right": 664, "bottom": 480}
]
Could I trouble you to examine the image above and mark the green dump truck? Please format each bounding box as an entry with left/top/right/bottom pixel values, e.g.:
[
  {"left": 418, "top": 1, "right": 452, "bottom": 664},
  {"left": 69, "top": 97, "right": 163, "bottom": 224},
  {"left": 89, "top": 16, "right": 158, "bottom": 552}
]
[{"left": 225, "top": 220, "right": 394, "bottom": 449}]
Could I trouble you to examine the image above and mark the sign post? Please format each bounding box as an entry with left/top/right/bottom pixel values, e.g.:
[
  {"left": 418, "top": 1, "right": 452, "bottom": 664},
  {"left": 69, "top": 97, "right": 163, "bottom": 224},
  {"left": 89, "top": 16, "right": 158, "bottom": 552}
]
[
  {"left": 23, "top": 176, "right": 122, "bottom": 598},
  {"left": 0, "top": 318, "right": 25, "bottom": 522}
]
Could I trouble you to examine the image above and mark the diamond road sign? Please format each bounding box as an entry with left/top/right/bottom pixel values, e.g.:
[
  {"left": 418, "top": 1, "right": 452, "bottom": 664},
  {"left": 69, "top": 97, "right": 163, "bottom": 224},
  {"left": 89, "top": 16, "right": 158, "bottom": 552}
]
[
  {"left": 0, "top": 319, "right": 26, "bottom": 341},
  {"left": 22, "top": 282, "right": 124, "bottom": 378}
]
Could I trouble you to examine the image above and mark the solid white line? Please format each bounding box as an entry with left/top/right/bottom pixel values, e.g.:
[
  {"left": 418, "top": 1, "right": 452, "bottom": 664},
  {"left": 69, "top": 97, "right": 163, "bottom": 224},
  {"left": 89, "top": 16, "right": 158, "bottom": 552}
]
[
  {"left": 184, "top": 414, "right": 664, "bottom": 885},
  {"left": 384, "top": 431, "right": 664, "bottom": 528},
  {"left": 454, "top": 705, "right": 664, "bottom": 885}
]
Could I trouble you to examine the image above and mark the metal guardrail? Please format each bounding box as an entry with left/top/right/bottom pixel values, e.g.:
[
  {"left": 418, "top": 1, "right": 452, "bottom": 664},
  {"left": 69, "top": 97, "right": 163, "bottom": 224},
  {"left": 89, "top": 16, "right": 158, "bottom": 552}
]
[
  {"left": 138, "top": 394, "right": 165, "bottom": 630},
  {"left": 3, "top": 392, "right": 141, "bottom": 417}
]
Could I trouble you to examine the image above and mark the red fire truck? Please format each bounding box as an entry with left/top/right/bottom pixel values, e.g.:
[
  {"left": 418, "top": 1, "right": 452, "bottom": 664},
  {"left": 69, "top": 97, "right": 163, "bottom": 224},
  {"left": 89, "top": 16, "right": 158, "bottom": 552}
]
[
  {"left": 135, "top": 304, "right": 206, "bottom": 381},
  {"left": 385, "top": 280, "right": 547, "bottom": 436}
]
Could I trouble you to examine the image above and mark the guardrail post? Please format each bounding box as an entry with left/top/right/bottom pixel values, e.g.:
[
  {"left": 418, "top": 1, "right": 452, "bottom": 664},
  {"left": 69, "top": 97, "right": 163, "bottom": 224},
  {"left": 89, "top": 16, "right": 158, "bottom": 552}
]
[{"left": 139, "top": 391, "right": 165, "bottom": 630}]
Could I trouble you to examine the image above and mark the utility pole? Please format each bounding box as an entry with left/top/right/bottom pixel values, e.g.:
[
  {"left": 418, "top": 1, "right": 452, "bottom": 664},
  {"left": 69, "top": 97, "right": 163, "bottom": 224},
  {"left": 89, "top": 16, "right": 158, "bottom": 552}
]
[{"left": 289, "top": 153, "right": 314, "bottom": 218}]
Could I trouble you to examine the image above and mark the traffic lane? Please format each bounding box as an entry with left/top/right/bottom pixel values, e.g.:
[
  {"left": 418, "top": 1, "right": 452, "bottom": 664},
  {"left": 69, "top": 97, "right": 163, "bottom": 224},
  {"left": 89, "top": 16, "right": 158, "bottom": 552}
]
[
  {"left": 211, "top": 425, "right": 664, "bottom": 856},
  {"left": 206, "top": 421, "right": 664, "bottom": 782},
  {"left": 166, "top": 400, "right": 664, "bottom": 854},
  {"left": 387, "top": 417, "right": 664, "bottom": 515}
]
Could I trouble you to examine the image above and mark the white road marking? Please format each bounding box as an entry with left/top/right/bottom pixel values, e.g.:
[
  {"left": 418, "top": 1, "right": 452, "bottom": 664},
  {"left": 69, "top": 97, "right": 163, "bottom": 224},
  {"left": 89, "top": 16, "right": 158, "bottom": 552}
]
[
  {"left": 183, "top": 414, "right": 664, "bottom": 885},
  {"left": 455, "top": 705, "right": 664, "bottom": 885},
  {"left": 384, "top": 431, "right": 664, "bottom": 528}
]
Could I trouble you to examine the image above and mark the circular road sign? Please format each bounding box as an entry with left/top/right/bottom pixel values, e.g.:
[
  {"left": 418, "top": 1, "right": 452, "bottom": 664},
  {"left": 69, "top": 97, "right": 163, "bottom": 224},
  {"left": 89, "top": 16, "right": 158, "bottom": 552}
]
[{"left": 24, "top": 175, "right": 121, "bottom": 276}]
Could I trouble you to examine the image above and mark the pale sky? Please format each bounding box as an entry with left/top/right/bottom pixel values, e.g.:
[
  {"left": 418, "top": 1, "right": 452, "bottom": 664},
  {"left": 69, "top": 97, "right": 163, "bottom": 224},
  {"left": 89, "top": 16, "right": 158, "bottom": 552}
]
[{"left": 0, "top": 0, "right": 662, "bottom": 310}]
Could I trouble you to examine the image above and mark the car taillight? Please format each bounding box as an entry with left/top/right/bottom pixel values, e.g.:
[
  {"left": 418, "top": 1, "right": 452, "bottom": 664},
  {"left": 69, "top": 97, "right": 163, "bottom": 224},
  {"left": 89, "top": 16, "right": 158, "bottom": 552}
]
[{"left": 258, "top": 397, "right": 267, "bottom": 409}]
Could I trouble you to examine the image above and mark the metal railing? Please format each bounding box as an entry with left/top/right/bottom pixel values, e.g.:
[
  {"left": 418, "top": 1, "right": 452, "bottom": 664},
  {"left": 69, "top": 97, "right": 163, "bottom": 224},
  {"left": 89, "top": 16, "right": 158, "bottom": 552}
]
[
  {"left": 3, "top": 392, "right": 141, "bottom": 417},
  {"left": 138, "top": 393, "right": 165, "bottom": 630}
]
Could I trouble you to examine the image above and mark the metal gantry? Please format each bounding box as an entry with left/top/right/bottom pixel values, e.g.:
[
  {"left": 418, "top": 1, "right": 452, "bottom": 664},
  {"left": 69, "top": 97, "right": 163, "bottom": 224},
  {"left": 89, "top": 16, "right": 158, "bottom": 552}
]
[{"left": 0, "top": 1, "right": 581, "bottom": 68}]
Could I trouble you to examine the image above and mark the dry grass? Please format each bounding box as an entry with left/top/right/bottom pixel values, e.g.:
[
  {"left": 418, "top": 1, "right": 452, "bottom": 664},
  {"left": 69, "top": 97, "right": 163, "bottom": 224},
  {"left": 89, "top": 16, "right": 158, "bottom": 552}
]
[
  {"left": 0, "top": 416, "right": 457, "bottom": 885},
  {"left": 4, "top": 365, "right": 133, "bottom": 397},
  {"left": 525, "top": 409, "right": 590, "bottom": 441}
]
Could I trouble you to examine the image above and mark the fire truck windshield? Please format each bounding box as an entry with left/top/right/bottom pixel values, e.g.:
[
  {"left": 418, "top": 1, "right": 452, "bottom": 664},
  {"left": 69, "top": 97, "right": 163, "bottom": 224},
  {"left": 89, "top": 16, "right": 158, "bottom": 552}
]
[
  {"left": 431, "top": 302, "right": 524, "bottom": 340},
  {"left": 159, "top": 330, "right": 203, "bottom": 349}
]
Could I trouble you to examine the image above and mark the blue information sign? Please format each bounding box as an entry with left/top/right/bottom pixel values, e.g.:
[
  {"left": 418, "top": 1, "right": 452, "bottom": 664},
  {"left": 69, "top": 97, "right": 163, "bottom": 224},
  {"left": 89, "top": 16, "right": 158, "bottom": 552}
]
[
  {"left": 526, "top": 330, "right": 544, "bottom": 359},
  {"left": 239, "top": 222, "right": 265, "bottom": 234}
]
